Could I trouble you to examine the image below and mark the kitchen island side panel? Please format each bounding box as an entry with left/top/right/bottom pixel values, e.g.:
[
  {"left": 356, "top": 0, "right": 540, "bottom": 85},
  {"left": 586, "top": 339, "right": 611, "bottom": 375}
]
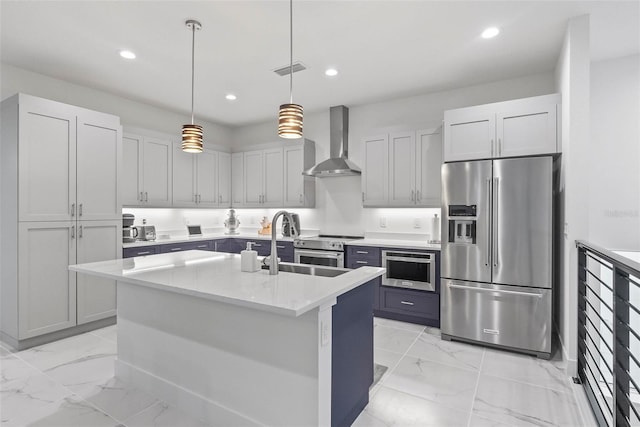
[{"left": 115, "top": 280, "right": 328, "bottom": 426}]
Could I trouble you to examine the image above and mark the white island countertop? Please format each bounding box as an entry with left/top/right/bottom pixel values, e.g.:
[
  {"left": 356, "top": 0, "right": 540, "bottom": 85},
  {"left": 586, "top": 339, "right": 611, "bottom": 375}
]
[{"left": 70, "top": 250, "right": 385, "bottom": 317}]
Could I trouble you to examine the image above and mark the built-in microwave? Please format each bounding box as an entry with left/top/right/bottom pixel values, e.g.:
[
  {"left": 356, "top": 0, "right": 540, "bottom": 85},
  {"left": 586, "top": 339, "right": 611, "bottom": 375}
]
[{"left": 381, "top": 250, "right": 435, "bottom": 292}]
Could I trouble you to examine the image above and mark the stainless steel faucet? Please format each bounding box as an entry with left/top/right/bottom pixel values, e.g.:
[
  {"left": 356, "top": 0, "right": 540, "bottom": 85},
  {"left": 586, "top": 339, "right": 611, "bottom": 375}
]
[{"left": 268, "top": 210, "right": 299, "bottom": 275}]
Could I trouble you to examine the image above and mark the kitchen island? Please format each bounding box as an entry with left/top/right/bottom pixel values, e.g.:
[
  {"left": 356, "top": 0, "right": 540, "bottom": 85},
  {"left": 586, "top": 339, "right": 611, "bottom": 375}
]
[{"left": 70, "top": 250, "right": 384, "bottom": 426}]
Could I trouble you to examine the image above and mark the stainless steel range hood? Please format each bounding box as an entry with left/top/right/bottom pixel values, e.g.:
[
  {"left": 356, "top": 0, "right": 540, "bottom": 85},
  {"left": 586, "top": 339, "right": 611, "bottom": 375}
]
[{"left": 302, "top": 105, "right": 362, "bottom": 177}]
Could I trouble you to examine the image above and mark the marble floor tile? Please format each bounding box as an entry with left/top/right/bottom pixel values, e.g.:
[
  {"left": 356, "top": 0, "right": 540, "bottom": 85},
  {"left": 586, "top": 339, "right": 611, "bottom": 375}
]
[
  {"left": 374, "top": 348, "right": 404, "bottom": 376},
  {"left": 468, "top": 413, "right": 518, "bottom": 426},
  {"left": 44, "top": 352, "right": 116, "bottom": 396},
  {"left": 374, "top": 325, "right": 421, "bottom": 354},
  {"left": 91, "top": 325, "right": 118, "bottom": 344},
  {"left": 75, "top": 377, "right": 159, "bottom": 423},
  {"left": 407, "top": 331, "right": 485, "bottom": 371},
  {"left": 481, "top": 348, "right": 571, "bottom": 393},
  {"left": 382, "top": 355, "right": 479, "bottom": 413},
  {"left": 473, "top": 374, "right": 583, "bottom": 426},
  {"left": 123, "top": 401, "right": 210, "bottom": 427},
  {"left": 354, "top": 386, "right": 471, "bottom": 426},
  {"left": 17, "top": 332, "right": 117, "bottom": 372},
  {"left": 1, "top": 352, "right": 40, "bottom": 385},
  {"left": 5, "top": 394, "right": 120, "bottom": 427},
  {"left": 374, "top": 317, "right": 426, "bottom": 333},
  {"left": 0, "top": 371, "right": 73, "bottom": 424}
]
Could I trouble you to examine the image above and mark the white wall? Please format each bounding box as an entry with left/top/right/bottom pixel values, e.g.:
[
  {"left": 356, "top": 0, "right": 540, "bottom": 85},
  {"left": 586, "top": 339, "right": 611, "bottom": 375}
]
[
  {"left": 0, "top": 63, "right": 234, "bottom": 150},
  {"left": 589, "top": 54, "right": 640, "bottom": 251},
  {"left": 555, "top": 15, "right": 591, "bottom": 376},
  {"left": 232, "top": 73, "right": 555, "bottom": 236}
]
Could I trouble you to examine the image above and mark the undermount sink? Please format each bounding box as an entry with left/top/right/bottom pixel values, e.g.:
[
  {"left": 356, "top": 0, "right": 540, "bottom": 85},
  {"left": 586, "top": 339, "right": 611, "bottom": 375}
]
[{"left": 262, "top": 262, "right": 350, "bottom": 278}]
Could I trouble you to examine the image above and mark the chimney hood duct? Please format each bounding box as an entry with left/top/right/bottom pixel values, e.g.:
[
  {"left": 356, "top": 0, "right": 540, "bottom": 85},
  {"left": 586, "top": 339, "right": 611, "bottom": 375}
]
[{"left": 302, "top": 105, "right": 362, "bottom": 177}]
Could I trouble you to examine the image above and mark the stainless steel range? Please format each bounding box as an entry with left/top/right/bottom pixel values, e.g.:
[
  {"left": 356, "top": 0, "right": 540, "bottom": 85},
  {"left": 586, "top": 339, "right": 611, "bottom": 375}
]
[{"left": 294, "top": 235, "right": 364, "bottom": 268}]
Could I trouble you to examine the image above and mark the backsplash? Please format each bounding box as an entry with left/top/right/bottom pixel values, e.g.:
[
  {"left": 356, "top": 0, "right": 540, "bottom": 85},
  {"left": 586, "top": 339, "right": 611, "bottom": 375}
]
[{"left": 122, "top": 207, "right": 441, "bottom": 239}]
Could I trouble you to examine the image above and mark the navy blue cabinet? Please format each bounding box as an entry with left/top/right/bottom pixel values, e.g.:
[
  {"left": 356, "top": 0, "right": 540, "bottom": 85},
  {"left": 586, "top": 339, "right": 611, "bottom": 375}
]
[
  {"left": 345, "top": 246, "right": 381, "bottom": 310},
  {"left": 159, "top": 241, "right": 212, "bottom": 253},
  {"left": 123, "top": 246, "right": 160, "bottom": 258}
]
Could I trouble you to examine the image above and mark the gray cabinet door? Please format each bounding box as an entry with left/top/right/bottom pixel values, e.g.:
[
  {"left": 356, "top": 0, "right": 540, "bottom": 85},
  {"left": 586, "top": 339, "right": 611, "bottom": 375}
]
[
  {"left": 492, "top": 157, "right": 552, "bottom": 288},
  {"left": 18, "top": 222, "right": 76, "bottom": 339},
  {"left": 441, "top": 160, "right": 492, "bottom": 283},
  {"left": 77, "top": 220, "right": 120, "bottom": 324}
]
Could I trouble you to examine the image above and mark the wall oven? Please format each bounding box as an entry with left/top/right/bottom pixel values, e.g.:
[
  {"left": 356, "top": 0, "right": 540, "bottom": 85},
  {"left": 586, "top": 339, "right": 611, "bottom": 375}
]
[
  {"left": 294, "top": 249, "right": 344, "bottom": 268},
  {"left": 381, "top": 250, "right": 435, "bottom": 292}
]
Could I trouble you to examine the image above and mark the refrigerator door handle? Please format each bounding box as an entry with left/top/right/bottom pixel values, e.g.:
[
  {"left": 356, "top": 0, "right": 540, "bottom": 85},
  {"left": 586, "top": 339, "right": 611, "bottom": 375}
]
[
  {"left": 493, "top": 177, "right": 499, "bottom": 267},
  {"left": 448, "top": 283, "right": 543, "bottom": 298},
  {"left": 486, "top": 177, "right": 492, "bottom": 267}
]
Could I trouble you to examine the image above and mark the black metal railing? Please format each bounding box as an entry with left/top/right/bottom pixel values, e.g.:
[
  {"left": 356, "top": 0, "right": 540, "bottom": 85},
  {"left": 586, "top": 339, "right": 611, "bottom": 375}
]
[{"left": 577, "top": 241, "right": 640, "bottom": 427}]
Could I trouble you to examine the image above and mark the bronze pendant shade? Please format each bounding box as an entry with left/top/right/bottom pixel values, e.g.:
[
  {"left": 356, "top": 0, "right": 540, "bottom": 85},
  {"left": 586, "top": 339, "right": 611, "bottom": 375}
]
[
  {"left": 278, "top": 103, "right": 303, "bottom": 139},
  {"left": 182, "top": 19, "right": 203, "bottom": 153}
]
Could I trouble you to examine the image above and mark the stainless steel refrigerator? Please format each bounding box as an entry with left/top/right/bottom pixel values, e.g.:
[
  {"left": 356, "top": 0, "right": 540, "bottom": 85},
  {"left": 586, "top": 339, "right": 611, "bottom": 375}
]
[{"left": 440, "top": 156, "right": 554, "bottom": 358}]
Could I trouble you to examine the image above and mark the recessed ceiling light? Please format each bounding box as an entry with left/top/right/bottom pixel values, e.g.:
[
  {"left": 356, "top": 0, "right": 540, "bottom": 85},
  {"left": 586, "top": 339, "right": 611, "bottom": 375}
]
[
  {"left": 119, "top": 50, "right": 136, "bottom": 59},
  {"left": 225, "top": 94, "right": 237, "bottom": 101},
  {"left": 325, "top": 68, "right": 338, "bottom": 77},
  {"left": 481, "top": 27, "right": 500, "bottom": 39}
]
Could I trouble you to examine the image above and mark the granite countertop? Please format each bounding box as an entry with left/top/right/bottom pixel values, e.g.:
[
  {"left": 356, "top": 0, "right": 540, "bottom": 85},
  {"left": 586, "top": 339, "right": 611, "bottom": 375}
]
[{"left": 70, "top": 251, "right": 385, "bottom": 317}]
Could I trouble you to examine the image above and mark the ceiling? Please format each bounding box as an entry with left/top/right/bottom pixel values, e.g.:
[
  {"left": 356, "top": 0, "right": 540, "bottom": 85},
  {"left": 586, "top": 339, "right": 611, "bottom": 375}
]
[{"left": 1, "top": 1, "right": 638, "bottom": 127}]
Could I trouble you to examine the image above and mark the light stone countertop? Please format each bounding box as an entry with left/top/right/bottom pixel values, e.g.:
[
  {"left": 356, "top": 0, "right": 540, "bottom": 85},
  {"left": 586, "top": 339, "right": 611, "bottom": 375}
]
[
  {"left": 122, "top": 232, "right": 302, "bottom": 248},
  {"left": 349, "top": 239, "right": 441, "bottom": 251},
  {"left": 70, "top": 250, "right": 385, "bottom": 317}
]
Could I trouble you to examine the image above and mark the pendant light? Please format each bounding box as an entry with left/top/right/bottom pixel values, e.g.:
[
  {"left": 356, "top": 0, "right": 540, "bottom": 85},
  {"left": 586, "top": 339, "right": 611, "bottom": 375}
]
[
  {"left": 278, "top": 0, "right": 303, "bottom": 139},
  {"left": 182, "top": 19, "right": 203, "bottom": 153}
]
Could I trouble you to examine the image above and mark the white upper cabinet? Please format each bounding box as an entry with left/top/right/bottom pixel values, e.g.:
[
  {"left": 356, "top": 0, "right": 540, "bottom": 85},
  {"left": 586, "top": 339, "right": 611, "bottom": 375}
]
[
  {"left": 243, "top": 149, "right": 264, "bottom": 207},
  {"left": 415, "top": 128, "right": 442, "bottom": 207},
  {"left": 14, "top": 94, "right": 121, "bottom": 222},
  {"left": 262, "top": 148, "right": 284, "bottom": 207},
  {"left": 283, "top": 141, "right": 315, "bottom": 208},
  {"left": 172, "top": 145, "right": 228, "bottom": 208},
  {"left": 362, "top": 135, "right": 389, "bottom": 206},
  {"left": 231, "top": 152, "right": 244, "bottom": 207},
  {"left": 122, "top": 132, "right": 173, "bottom": 207},
  {"left": 363, "top": 129, "right": 442, "bottom": 208},
  {"left": 218, "top": 152, "right": 232, "bottom": 206},
  {"left": 444, "top": 93, "right": 560, "bottom": 162},
  {"left": 388, "top": 132, "right": 416, "bottom": 206}
]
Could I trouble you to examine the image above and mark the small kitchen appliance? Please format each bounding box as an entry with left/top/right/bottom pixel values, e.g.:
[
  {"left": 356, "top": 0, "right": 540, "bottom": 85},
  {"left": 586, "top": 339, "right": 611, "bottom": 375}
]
[
  {"left": 381, "top": 250, "right": 436, "bottom": 291},
  {"left": 136, "top": 219, "right": 156, "bottom": 241},
  {"left": 224, "top": 209, "right": 240, "bottom": 235},
  {"left": 282, "top": 213, "right": 300, "bottom": 237},
  {"left": 122, "top": 213, "right": 138, "bottom": 243}
]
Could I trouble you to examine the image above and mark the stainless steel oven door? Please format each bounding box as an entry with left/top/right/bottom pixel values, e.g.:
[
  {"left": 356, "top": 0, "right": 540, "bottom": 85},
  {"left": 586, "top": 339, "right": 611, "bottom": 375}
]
[
  {"left": 294, "top": 249, "right": 344, "bottom": 268},
  {"left": 381, "top": 250, "right": 435, "bottom": 291}
]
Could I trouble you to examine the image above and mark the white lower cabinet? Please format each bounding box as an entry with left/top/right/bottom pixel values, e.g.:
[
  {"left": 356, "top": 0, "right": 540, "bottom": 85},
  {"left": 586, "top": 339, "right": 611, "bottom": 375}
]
[
  {"left": 76, "top": 221, "right": 120, "bottom": 325},
  {"left": 17, "top": 222, "right": 77, "bottom": 339},
  {"left": 15, "top": 220, "right": 121, "bottom": 340}
]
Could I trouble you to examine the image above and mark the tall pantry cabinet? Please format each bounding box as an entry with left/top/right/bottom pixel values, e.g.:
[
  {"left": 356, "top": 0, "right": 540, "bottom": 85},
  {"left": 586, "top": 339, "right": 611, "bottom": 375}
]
[{"left": 1, "top": 94, "right": 122, "bottom": 349}]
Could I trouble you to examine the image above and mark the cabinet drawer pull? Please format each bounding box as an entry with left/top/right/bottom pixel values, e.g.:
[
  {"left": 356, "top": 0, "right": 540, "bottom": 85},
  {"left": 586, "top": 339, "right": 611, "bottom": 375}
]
[
  {"left": 356, "top": 250, "right": 369, "bottom": 254},
  {"left": 356, "top": 260, "right": 369, "bottom": 264},
  {"left": 137, "top": 251, "right": 151, "bottom": 255},
  {"left": 197, "top": 244, "right": 208, "bottom": 248},
  {"left": 400, "top": 301, "right": 414, "bottom": 306},
  {"left": 171, "top": 247, "right": 182, "bottom": 251},
  {"left": 276, "top": 245, "right": 285, "bottom": 249}
]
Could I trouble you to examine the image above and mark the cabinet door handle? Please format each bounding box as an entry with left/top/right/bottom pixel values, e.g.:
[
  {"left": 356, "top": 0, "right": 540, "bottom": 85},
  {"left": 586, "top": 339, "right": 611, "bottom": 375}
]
[
  {"left": 71, "top": 203, "right": 75, "bottom": 217},
  {"left": 498, "top": 138, "right": 502, "bottom": 156},
  {"left": 411, "top": 190, "right": 415, "bottom": 201},
  {"left": 71, "top": 225, "right": 75, "bottom": 239},
  {"left": 356, "top": 260, "right": 369, "bottom": 264},
  {"left": 219, "top": 194, "right": 222, "bottom": 203},
  {"left": 356, "top": 250, "right": 369, "bottom": 254},
  {"left": 400, "top": 301, "right": 414, "bottom": 306},
  {"left": 79, "top": 225, "right": 83, "bottom": 238},
  {"left": 144, "top": 192, "right": 148, "bottom": 202},
  {"left": 171, "top": 247, "right": 182, "bottom": 251},
  {"left": 416, "top": 190, "right": 421, "bottom": 202},
  {"left": 140, "top": 191, "right": 144, "bottom": 202},
  {"left": 79, "top": 203, "right": 83, "bottom": 217},
  {"left": 362, "top": 192, "right": 365, "bottom": 203},
  {"left": 137, "top": 251, "right": 151, "bottom": 255}
]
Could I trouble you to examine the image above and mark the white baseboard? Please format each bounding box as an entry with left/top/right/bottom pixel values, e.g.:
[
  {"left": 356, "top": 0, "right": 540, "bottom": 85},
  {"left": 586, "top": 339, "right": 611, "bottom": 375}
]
[
  {"left": 557, "top": 330, "right": 578, "bottom": 376},
  {"left": 115, "top": 359, "right": 261, "bottom": 427}
]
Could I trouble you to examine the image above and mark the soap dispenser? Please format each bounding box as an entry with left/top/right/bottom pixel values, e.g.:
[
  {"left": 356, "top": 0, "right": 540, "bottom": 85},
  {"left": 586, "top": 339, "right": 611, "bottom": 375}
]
[{"left": 241, "top": 242, "right": 259, "bottom": 272}]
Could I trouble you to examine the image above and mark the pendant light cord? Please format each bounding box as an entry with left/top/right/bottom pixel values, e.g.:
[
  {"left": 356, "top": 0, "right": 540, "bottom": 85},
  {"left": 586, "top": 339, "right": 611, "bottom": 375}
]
[
  {"left": 191, "top": 23, "right": 196, "bottom": 125},
  {"left": 289, "top": 0, "right": 293, "bottom": 104}
]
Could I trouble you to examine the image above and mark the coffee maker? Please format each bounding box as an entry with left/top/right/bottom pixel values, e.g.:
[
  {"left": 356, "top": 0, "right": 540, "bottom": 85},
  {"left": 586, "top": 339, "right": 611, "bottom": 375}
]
[{"left": 122, "top": 213, "right": 138, "bottom": 243}]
